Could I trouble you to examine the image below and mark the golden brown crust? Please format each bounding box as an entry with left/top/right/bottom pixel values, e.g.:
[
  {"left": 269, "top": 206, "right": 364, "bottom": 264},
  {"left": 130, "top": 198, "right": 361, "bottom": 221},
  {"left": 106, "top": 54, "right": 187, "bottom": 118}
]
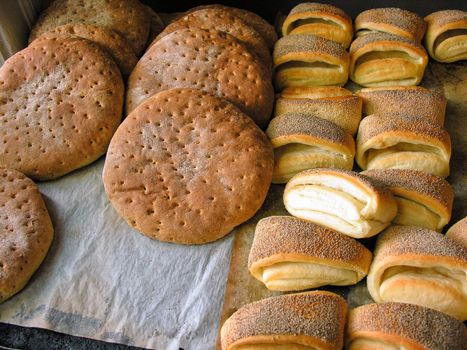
[
  {"left": 355, "top": 8, "right": 427, "bottom": 42},
  {"left": 282, "top": 3, "right": 353, "bottom": 48},
  {"left": 266, "top": 114, "right": 355, "bottom": 183},
  {"left": 275, "top": 34, "right": 349, "bottom": 63},
  {"left": 274, "top": 34, "right": 350, "bottom": 88},
  {"left": 350, "top": 32, "right": 425, "bottom": 54},
  {"left": 248, "top": 216, "right": 372, "bottom": 275},
  {"left": 356, "top": 114, "right": 451, "bottom": 177},
  {"left": 220, "top": 291, "right": 347, "bottom": 350},
  {"left": 29, "top": 0, "right": 150, "bottom": 56},
  {"left": 33, "top": 23, "right": 138, "bottom": 77},
  {"left": 288, "top": 3, "right": 351, "bottom": 22},
  {"left": 446, "top": 217, "right": 467, "bottom": 248},
  {"left": 424, "top": 10, "right": 467, "bottom": 63},
  {"left": 349, "top": 33, "right": 428, "bottom": 87},
  {"left": 103, "top": 88, "right": 273, "bottom": 245},
  {"left": 373, "top": 225, "right": 467, "bottom": 262},
  {"left": 357, "top": 86, "right": 446, "bottom": 126},
  {"left": 0, "top": 36, "right": 124, "bottom": 181},
  {"left": 367, "top": 225, "right": 467, "bottom": 320},
  {"left": 151, "top": 8, "right": 271, "bottom": 75},
  {"left": 347, "top": 302, "right": 466, "bottom": 350},
  {"left": 126, "top": 27, "right": 274, "bottom": 128},
  {"left": 267, "top": 114, "right": 354, "bottom": 151},
  {"left": 275, "top": 88, "right": 362, "bottom": 135},
  {"left": 0, "top": 168, "right": 54, "bottom": 302},
  {"left": 363, "top": 169, "right": 453, "bottom": 228},
  {"left": 183, "top": 4, "right": 277, "bottom": 50}
]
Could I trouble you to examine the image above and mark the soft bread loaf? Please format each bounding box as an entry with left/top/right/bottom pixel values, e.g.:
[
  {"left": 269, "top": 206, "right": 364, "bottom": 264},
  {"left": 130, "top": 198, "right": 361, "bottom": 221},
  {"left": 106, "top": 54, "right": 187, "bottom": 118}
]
[
  {"left": 367, "top": 225, "right": 467, "bottom": 321},
  {"left": 363, "top": 169, "right": 453, "bottom": 231},
  {"left": 220, "top": 291, "right": 347, "bottom": 350},
  {"left": 355, "top": 8, "right": 426, "bottom": 42},
  {"left": 349, "top": 33, "right": 428, "bottom": 87},
  {"left": 424, "top": 10, "right": 467, "bottom": 63},
  {"left": 266, "top": 114, "right": 355, "bottom": 183},
  {"left": 283, "top": 168, "right": 397, "bottom": 238},
  {"left": 274, "top": 34, "right": 349, "bottom": 89},
  {"left": 357, "top": 86, "right": 446, "bottom": 126},
  {"left": 282, "top": 3, "right": 353, "bottom": 48},
  {"left": 347, "top": 302, "right": 466, "bottom": 350},
  {"left": 275, "top": 87, "right": 362, "bottom": 135},
  {"left": 356, "top": 114, "right": 451, "bottom": 177},
  {"left": 446, "top": 217, "right": 467, "bottom": 248},
  {"left": 248, "top": 216, "right": 372, "bottom": 291}
]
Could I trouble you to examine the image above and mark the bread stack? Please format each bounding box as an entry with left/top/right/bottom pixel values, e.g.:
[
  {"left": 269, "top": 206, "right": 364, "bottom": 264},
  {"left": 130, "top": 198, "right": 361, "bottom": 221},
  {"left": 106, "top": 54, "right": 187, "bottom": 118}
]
[
  {"left": 107, "top": 5, "right": 277, "bottom": 244},
  {"left": 221, "top": 4, "right": 466, "bottom": 349},
  {"left": 0, "top": 1, "right": 277, "bottom": 303},
  {"left": 269, "top": 4, "right": 361, "bottom": 184}
]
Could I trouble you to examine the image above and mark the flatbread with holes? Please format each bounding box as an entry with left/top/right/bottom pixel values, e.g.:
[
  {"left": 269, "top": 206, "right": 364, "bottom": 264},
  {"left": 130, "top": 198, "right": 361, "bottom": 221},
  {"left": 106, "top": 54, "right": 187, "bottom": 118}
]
[
  {"left": 150, "top": 8, "right": 271, "bottom": 74},
  {"left": 126, "top": 27, "right": 274, "bottom": 128},
  {"left": 34, "top": 23, "right": 137, "bottom": 78},
  {"left": 104, "top": 88, "right": 274, "bottom": 244},
  {"left": 0, "top": 168, "right": 53, "bottom": 303},
  {"left": 0, "top": 36, "right": 124, "bottom": 180},
  {"left": 29, "top": 0, "right": 150, "bottom": 56}
]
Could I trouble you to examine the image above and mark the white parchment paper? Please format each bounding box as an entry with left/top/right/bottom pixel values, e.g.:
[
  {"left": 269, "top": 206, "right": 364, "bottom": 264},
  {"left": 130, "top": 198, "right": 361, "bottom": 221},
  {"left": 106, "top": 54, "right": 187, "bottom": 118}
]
[{"left": 0, "top": 159, "right": 234, "bottom": 350}]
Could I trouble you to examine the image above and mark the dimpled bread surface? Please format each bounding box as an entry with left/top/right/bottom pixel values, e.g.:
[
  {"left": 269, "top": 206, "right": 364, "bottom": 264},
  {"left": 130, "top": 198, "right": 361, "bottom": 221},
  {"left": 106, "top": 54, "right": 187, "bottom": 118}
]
[
  {"left": 34, "top": 23, "right": 138, "bottom": 78},
  {"left": 0, "top": 36, "right": 124, "bottom": 181},
  {"left": 0, "top": 168, "right": 53, "bottom": 302},
  {"left": 126, "top": 27, "right": 274, "bottom": 128},
  {"left": 29, "top": 0, "right": 150, "bottom": 55},
  {"left": 103, "top": 88, "right": 274, "bottom": 244},
  {"left": 151, "top": 8, "right": 271, "bottom": 74}
]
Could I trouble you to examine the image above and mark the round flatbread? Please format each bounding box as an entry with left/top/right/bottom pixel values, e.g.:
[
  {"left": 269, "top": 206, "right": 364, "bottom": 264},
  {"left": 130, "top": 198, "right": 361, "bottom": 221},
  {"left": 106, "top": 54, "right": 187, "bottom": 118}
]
[
  {"left": 151, "top": 8, "right": 271, "bottom": 73},
  {"left": 184, "top": 4, "right": 278, "bottom": 50},
  {"left": 104, "top": 88, "right": 274, "bottom": 244},
  {"left": 126, "top": 27, "right": 274, "bottom": 127},
  {"left": 0, "top": 168, "right": 53, "bottom": 303},
  {"left": 0, "top": 36, "right": 124, "bottom": 180},
  {"left": 34, "top": 23, "right": 138, "bottom": 78},
  {"left": 29, "top": 0, "right": 150, "bottom": 55}
]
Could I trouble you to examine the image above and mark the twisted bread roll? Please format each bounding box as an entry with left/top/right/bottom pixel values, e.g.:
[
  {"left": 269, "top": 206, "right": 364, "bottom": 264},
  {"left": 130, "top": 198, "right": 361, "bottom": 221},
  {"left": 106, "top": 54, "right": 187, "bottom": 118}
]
[
  {"left": 350, "top": 33, "right": 428, "bottom": 87},
  {"left": 284, "top": 168, "right": 397, "bottom": 238},
  {"left": 220, "top": 291, "right": 347, "bottom": 350},
  {"left": 248, "top": 216, "right": 372, "bottom": 291},
  {"left": 267, "top": 114, "right": 355, "bottom": 183},
  {"left": 282, "top": 3, "right": 353, "bottom": 48},
  {"left": 357, "top": 86, "right": 446, "bottom": 126},
  {"left": 274, "top": 34, "right": 349, "bottom": 89},
  {"left": 425, "top": 10, "right": 467, "bottom": 63},
  {"left": 367, "top": 225, "right": 467, "bottom": 321},
  {"left": 363, "top": 169, "right": 453, "bottom": 231},
  {"left": 355, "top": 8, "right": 426, "bottom": 42},
  {"left": 356, "top": 114, "right": 451, "bottom": 177},
  {"left": 446, "top": 217, "right": 467, "bottom": 248},
  {"left": 347, "top": 302, "right": 466, "bottom": 350},
  {"left": 275, "top": 87, "right": 362, "bottom": 135}
]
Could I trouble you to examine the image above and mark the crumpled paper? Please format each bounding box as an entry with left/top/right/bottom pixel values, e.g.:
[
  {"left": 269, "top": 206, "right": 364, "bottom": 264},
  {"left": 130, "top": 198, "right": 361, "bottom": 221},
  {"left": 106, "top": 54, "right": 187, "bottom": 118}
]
[{"left": 0, "top": 159, "right": 234, "bottom": 350}]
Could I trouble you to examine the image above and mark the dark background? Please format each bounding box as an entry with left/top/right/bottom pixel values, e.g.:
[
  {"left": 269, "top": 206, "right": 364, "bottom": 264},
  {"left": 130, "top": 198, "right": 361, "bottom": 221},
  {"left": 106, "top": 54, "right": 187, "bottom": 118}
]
[{"left": 1, "top": 0, "right": 466, "bottom": 349}]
